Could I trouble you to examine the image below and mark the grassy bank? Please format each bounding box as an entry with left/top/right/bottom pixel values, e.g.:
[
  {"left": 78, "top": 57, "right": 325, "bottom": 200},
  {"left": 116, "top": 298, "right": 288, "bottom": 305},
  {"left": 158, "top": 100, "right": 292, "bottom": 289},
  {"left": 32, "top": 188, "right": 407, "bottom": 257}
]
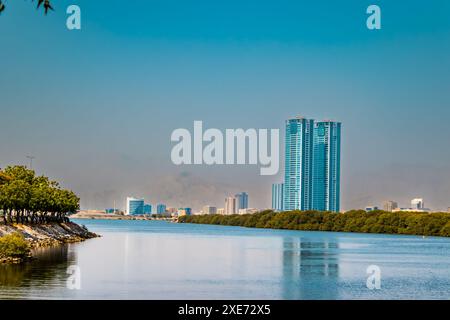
[{"left": 179, "top": 210, "right": 450, "bottom": 237}]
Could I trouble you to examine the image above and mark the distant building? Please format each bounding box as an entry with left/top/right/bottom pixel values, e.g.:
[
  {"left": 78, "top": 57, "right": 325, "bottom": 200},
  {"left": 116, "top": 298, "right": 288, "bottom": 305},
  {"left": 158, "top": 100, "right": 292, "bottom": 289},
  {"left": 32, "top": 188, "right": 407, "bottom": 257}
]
[
  {"left": 313, "top": 120, "right": 341, "bottom": 212},
  {"left": 235, "top": 192, "right": 249, "bottom": 210},
  {"left": 202, "top": 206, "right": 217, "bottom": 215},
  {"left": 126, "top": 197, "right": 144, "bottom": 215},
  {"left": 383, "top": 201, "right": 398, "bottom": 212},
  {"left": 272, "top": 183, "right": 284, "bottom": 211},
  {"left": 217, "top": 208, "right": 225, "bottom": 215},
  {"left": 177, "top": 208, "right": 192, "bottom": 216},
  {"left": 143, "top": 204, "right": 152, "bottom": 215},
  {"left": 389, "top": 198, "right": 431, "bottom": 212},
  {"left": 411, "top": 198, "right": 424, "bottom": 210},
  {"left": 105, "top": 208, "right": 121, "bottom": 214},
  {"left": 156, "top": 204, "right": 166, "bottom": 214},
  {"left": 283, "top": 116, "right": 341, "bottom": 212},
  {"left": 238, "top": 208, "right": 259, "bottom": 215},
  {"left": 166, "top": 207, "right": 178, "bottom": 214},
  {"left": 79, "top": 210, "right": 106, "bottom": 215},
  {"left": 447, "top": 207, "right": 450, "bottom": 213},
  {"left": 365, "top": 206, "right": 379, "bottom": 212},
  {"left": 284, "top": 117, "right": 315, "bottom": 211},
  {"left": 225, "top": 197, "right": 237, "bottom": 215},
  {"left": 393, "top": 207, "right": 430, "bottom": 213}
]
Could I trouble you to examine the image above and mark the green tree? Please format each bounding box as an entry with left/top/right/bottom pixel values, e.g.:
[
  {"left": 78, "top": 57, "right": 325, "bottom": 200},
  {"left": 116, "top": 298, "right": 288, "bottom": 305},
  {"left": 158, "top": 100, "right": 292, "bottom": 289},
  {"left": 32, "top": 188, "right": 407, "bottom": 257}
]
[{"left": 0, "top": 165, "right": 80, "bottom": 225}]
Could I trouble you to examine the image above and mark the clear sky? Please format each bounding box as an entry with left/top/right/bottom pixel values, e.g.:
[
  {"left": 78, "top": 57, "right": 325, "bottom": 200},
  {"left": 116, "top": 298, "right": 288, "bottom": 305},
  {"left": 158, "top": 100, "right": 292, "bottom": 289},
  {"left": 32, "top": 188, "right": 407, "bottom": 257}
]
[{"left": 1, "top": 0, "right": 449, "bottom": 211}]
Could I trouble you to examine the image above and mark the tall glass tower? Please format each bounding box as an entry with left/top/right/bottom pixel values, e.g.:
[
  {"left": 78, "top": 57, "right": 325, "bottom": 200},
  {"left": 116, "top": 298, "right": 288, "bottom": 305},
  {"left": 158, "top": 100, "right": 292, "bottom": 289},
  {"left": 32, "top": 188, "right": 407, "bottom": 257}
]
[
  {"left": 272, "top": 183, "right": 284, "bottom": 211},
  {"left": 235, "top": 192, "right": 249, "bottom": 210},
  {"left": 313, "top": 121, "right": 341, "bottom": 212},
  {"left": 283, "top": 117, "right": 315, "bottom": 211}
]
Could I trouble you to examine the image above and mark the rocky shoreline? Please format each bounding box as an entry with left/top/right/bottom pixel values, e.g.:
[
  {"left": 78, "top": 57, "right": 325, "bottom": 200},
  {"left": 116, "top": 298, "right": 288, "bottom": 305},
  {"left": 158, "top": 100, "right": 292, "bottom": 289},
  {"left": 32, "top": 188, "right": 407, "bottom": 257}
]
[{"left": 0, "top": 222, "right": 99, "bottom": 264}]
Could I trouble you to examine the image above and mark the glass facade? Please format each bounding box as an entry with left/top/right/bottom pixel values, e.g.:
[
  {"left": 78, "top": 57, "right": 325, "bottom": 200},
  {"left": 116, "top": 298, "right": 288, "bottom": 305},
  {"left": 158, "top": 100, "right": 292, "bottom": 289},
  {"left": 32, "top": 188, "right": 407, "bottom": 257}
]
[
  {"left": 235, "top": 192, "right": 249, "bottom": 210},
  {"left": 156, "top": 204, "right": 167, "bottom": 214},
  {"left": 283, "top": 117, "right": 341, "bottom": 212},
  {"left": 284, "top": 117, "right": 314, "bottom": 211},
  {"left": 271, "top": 183, "right": 284, "bottom": 211},
  {"left": 313, "top": 121, "right": 341, "bottom": 212},
  {"left": 143, "top": 204, "right": 152, "bottom": 214},
  {"left": 127, "top": 197, "right": 145, "bottom": 215}
]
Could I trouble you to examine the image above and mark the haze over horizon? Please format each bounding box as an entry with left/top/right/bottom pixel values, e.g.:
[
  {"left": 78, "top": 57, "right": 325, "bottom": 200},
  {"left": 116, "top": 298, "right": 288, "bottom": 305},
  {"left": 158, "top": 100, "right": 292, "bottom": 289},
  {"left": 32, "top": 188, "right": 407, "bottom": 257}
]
[{"left": 1, "top": 0, "right": 450, "bottom": 211}]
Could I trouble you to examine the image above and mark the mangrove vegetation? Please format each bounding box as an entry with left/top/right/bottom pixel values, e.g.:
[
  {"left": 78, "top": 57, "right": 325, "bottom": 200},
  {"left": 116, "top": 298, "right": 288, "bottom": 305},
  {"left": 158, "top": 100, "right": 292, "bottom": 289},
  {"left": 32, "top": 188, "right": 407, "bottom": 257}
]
[
  {"left": 179, "top": 209, "right": 450, "bottom": 237},
  {"left": 0, "top": 166, "right": 79, "bottom": 224}
]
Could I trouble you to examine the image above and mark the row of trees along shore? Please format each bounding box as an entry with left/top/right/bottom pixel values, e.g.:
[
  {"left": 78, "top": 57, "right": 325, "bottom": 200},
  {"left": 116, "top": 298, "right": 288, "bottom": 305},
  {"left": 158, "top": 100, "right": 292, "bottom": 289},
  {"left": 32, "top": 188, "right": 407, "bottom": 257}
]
[
  {"left": 0, "top": 166, "right": 79, "bottom": 224},
  {"left": 179, "top": 209, "right": 450, "bottom": 237}
]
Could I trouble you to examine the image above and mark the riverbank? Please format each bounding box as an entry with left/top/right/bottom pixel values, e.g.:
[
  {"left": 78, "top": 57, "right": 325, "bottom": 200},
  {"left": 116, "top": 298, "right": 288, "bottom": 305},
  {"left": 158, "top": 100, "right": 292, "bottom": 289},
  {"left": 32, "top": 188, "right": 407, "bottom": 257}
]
[
  {"left": 0, "top": 222, "right": 99, "bottom": 264},
  {"left": 179, "top": 210, "right": 450, "bottom": 238}
]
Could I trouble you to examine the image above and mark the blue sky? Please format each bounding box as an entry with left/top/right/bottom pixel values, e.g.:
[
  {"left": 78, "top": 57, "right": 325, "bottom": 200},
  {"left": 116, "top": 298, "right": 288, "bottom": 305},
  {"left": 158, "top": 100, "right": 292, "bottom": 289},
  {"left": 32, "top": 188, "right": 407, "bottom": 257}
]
[{"left": 1, "top": 0, "right": 450, "bottom": 211}]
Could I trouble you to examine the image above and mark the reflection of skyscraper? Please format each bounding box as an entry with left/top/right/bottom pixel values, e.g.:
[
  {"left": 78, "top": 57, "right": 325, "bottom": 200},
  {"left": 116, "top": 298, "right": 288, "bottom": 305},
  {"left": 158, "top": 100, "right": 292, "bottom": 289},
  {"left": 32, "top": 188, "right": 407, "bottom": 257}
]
[
  {"left": 313, "top": 121, "right": 341, "bottom": 212},
  {"left": 235, "top": 192, "right": 248, "bottom": 211},
  {"left": 272, "top": 183, "right": 284, "bottom": 211},
  {"left": 281, "top": 237, "right": 339, "bottom": 299},
  {"left": 284, "top": 117, "right": 315, "bottom": 211}
]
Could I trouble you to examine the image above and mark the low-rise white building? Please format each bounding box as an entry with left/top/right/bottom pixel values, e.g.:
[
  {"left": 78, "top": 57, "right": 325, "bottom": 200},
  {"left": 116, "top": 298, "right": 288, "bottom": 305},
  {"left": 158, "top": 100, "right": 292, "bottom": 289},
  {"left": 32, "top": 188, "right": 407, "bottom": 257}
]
[{"left": 238, "top": 208, "right": 259, "bottom": 215}]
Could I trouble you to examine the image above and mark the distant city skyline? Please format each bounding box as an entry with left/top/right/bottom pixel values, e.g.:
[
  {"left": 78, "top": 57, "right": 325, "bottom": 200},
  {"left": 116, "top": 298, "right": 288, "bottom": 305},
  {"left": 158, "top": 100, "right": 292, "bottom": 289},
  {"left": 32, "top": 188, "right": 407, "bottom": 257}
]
[{"left": 1, "top": 1, "right": 450, "bottom": 211}]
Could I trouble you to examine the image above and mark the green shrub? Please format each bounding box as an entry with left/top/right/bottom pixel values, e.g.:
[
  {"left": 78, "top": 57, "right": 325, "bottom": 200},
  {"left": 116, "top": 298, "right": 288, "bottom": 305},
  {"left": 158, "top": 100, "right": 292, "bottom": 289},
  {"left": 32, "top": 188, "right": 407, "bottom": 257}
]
[
  {"left": 180, "top": 210, "right": 450, "bottom": 237},
  {"left": 0, "top": 232, "right": 31, "bottom": 259}
]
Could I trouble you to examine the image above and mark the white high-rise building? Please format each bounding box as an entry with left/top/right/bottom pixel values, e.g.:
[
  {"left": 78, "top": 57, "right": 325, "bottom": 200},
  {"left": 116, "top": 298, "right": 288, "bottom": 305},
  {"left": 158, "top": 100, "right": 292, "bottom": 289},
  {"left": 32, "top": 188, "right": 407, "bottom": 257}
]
[
  {"left": 238, "top": 208, "right": 258, "bottom": 215},
  {"left": 411, "top": 198, "right": 424, "bottom": 210},
  {"left": 225, "top": 197, "right": 236, "bottom": 215}
]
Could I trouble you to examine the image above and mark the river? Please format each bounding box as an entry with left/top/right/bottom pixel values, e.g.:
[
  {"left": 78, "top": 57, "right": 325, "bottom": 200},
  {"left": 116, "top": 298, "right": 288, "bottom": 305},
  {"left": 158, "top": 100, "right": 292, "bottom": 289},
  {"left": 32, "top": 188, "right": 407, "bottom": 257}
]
[{"left": 1, "top": 219, "right": 449, "bottom": 299}]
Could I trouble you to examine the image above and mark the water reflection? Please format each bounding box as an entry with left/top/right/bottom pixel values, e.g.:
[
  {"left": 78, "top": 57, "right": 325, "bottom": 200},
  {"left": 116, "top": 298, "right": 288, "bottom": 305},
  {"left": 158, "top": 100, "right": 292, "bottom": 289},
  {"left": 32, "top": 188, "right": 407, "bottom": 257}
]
[
  {"left": 282, "top": 237, "right": 339, "bottom": 299},
  {"left": 2, "top": 220, "right": 450, "bottom": 299},
  {"left": 0, "top": 245, "right": 77, "bottom": 299}
]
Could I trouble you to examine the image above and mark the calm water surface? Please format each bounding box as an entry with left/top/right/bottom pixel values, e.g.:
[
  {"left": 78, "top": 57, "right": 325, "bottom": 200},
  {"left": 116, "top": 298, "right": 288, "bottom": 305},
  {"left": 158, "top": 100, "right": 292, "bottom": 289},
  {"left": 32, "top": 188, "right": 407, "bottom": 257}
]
[{"left": 1, "top": 219, "right": 450, "bottom": 299}]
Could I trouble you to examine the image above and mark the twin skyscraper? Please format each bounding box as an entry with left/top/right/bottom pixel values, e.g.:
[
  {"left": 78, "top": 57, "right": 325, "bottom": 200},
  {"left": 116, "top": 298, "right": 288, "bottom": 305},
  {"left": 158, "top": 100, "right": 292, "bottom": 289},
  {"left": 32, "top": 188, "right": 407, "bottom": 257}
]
[{"left": 272, "top": 116, "right": 341, "bottom": 213}]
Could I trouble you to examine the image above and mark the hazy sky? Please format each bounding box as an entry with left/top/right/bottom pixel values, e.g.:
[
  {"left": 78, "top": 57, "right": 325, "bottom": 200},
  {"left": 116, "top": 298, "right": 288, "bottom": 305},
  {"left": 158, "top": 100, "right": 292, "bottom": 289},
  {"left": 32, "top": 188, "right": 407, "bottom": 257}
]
[{"left": 1, "top": 0, "right": 450, "bottom": 211}]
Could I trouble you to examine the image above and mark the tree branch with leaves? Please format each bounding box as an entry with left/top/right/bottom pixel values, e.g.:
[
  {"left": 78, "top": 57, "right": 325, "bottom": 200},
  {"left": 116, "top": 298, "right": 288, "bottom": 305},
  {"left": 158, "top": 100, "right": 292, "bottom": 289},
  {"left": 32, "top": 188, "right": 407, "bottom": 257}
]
[{"left": 0, "top": 0, "right": 54, "bottom": 15}]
